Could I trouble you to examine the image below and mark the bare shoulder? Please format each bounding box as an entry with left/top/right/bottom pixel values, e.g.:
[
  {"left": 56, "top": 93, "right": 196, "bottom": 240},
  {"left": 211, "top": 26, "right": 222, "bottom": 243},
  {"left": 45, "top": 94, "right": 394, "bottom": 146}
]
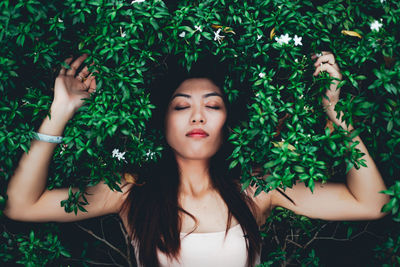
[
  {"left": 239, "top": 168, "right": 274, "bottom": 225},
  {"left": 115, "top": 173, "right": 137, "bottom": 226},
  {"left": 243, "top": 183, "right": 273, "bottom": 219},
  {"left": 113, "top": 173, "right": 136, "bottom": 211}
]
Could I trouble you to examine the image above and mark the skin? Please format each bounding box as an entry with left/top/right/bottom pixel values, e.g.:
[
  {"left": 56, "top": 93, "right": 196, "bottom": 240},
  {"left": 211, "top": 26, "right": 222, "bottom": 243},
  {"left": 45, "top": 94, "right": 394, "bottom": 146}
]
[{"left": 4, "top": 53, "right": 390, "bottom": 235}]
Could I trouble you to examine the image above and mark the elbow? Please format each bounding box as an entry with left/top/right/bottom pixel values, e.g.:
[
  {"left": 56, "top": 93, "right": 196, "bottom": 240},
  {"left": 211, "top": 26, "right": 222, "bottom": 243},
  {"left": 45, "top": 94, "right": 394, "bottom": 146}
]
[
  {"left": 366, "top": 209, "right": 389, "bottom": 220},
  {"left": 3, "top": 205, "right": 20, "bottom": 221},
  {"left": 362, "top": 202, "right": 391, "bottom": 220},
  {"left": 3, "top": 199, "right": 32, "bottom": 222}
]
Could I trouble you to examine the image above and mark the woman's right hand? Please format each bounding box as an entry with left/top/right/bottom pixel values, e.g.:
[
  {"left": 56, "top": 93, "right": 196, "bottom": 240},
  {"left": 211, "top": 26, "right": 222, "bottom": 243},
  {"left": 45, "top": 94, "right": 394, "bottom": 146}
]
[{"left": 52, "top": 54, "right": 97, "bottom": 119}]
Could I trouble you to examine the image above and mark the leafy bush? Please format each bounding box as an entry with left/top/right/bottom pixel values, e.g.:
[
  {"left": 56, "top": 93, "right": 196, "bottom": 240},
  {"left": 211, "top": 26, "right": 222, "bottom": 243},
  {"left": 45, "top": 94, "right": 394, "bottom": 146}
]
[{"left": 1, "top": 0, "right": 399, "bottom": 265}]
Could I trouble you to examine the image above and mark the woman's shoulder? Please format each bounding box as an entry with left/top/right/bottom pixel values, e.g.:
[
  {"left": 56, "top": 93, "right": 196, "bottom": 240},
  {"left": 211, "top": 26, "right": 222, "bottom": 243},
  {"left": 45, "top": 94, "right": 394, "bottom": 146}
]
[{"left": 238, "top": 167, "right": 273, "bottom": 222}]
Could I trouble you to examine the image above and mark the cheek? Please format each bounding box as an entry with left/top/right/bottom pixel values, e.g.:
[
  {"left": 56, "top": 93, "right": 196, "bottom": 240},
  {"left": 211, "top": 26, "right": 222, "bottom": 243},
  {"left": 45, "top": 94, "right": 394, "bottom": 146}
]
[{"left": 215, "top": 114, "right": 227, "bottom": 130}]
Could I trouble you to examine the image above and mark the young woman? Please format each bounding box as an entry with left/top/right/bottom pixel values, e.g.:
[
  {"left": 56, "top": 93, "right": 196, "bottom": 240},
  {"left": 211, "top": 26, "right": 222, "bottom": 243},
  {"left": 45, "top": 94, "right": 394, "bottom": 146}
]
[{"left": 5, "top": 52, "right": 389, "bottom": 267}]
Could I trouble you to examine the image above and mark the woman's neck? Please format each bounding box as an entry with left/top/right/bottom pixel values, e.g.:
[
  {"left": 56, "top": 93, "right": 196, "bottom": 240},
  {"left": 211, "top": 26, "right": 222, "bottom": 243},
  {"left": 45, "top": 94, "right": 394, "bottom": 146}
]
[{"left": 175, "top": 156, "right": 213, "bottom": 197}]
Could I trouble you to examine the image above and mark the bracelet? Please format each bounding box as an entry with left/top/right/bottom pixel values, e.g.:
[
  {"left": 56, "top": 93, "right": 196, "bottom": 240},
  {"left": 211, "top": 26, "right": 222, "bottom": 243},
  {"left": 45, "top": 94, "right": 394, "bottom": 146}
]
[{"left": 33, "top": 132, "right": 63, "bottom": 144}]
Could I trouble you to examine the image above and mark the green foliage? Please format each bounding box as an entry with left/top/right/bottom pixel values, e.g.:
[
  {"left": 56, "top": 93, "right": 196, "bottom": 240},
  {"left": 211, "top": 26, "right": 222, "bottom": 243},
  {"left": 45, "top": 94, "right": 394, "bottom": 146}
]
[
  {"left": 374, "top": 233, "right": 400, "bottom": 267},
  {"left": 1, "top": 0, "right": 399, "bottom": 265},
  {"left": 0, "top": 224, "right": 70, "bottom": 266}
]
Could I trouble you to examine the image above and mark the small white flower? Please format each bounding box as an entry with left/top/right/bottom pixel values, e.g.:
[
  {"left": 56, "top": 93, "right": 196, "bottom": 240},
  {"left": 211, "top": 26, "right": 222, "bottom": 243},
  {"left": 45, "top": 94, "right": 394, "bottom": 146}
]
[
  {"left": 112, "top": 149, "right": 120, "bottom": 157},
  {"left": 299, "top": 94, "right": 304, "bottom": 99},
  {"left": 121, "top": 31, "right": 126, "bottom": 38},
  {"left": 275, "top": 36, "right": 282, "bottom": 45},
  {"left": 258, "top": 72, "right": 266, "bottom": 78},
  {"left": 131, "top": 0, "right": 145, "bottom": 3},
  {"left": 115, "top": 151, "right": 126, "bottom": 161},
  {"left": 295, "top": 58, "right": 299, "bottom": 63},
  {"left": 370, "top": 20, "right": 383, "bottom": 31},
  {"left": 58, "top": 18, "right": 63, "bottom": 23},
  {"left": 144, "top": 150, "right": 155, "bottom": 161},
  {"left": 213, "top": 28, "right": 225, "bottom": 44},
  {"left": 257, "top": 34, "right": 262, "bottom": 41},
  {"left": 293, "top": 35, "right": 302, "bottom": 46},
  {"left": 380, "top": 0, "right": 385, "bottom": 3},
  {"left": 280, "top": 34, "right": 292, "bottom": 44},
  {"left": 194, "top": 25, "right": 203, "bottom": 32},
  {"left": 179, "top": 31, "right": 186, "bottom": 38},
  {"left": 275, "top": 34, "right": 291, "bottom": 45}
]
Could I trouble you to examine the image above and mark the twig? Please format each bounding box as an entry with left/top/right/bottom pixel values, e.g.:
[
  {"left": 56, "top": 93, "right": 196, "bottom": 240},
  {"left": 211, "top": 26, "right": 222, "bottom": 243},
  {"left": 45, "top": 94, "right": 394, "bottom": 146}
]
[
  {"left": 272, "top": 224, "right": 280, "bottom": 246},
  {"left": 74, "top": 223, "right": 130, "bottom": 265},
  {"left": 285, "top": 238, "right": 303, "bottom": 249},
  {"left": 107, "top": 248, "right": 124, "bottom": 267},
  {"left": 303, "top": 223, "right": 328, "bottom": 249},
  {"left": 65, "top": 257, "right": 122, "bottom": 266},
  {"left": 118, "top": 218, "right": 133, "bottom": 266}
]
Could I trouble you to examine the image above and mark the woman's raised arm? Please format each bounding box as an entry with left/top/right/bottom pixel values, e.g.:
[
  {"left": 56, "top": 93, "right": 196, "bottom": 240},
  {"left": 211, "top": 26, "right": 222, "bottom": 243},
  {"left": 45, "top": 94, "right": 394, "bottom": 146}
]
[
  {"left": 4, "top": 54, "right": 130, "bottom": 222},
  {"left": 252, "top": 52, "right": 390, "bottom": 221}
]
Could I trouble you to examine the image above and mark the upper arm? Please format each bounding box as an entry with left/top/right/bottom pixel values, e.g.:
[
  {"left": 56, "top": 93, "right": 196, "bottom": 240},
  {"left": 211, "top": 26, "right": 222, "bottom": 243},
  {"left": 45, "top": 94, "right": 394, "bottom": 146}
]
[
  {"left": 5, "top": 178, "right": 133, "bottom": 222},
  {"left": 271, "top": 181, "right": 385, "bottom": 221}
]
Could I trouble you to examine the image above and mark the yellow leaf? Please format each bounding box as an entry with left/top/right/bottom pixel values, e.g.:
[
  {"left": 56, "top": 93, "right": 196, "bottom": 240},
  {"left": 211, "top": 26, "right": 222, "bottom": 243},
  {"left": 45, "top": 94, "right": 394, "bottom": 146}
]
[
  {"left": 211, "top": 24, "right": 223, "bottom": 30},
  {"left": 124, "top": 173, "right": 138, "bottom": 184},
  {"left": 270, "top": 27, "right": 276, "bottom": 40},
  {"left": 341, "top": 30, "right": 362, "bottom": 39},
  {"left": 223, "top": 27, "right": 236, "bottom": 34},
  {"left": 272, "top": 141, "right": 296, "bottom": 151}
]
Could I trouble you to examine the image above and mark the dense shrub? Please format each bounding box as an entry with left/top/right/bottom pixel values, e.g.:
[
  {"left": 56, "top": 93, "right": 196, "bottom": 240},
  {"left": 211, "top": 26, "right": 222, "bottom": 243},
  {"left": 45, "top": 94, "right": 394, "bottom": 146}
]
[{"left": 1, "top": 0, "right": 399, "bottom": 266}]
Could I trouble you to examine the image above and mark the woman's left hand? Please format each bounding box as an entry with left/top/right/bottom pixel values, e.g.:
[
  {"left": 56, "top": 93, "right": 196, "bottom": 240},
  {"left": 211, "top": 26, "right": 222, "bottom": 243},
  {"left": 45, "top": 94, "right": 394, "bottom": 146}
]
[{"left": 311, "top": 51, "right": 342, "bottom": 114}]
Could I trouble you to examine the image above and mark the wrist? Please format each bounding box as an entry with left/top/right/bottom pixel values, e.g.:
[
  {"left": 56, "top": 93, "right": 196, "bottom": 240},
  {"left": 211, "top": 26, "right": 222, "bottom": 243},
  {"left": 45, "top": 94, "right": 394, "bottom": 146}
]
[
  {"left": 327, "top": 109, "right": 354, "bottom": 132},
  {"left": 50, "top": 102, "right": 75, "bottom": 121},
  {"left": 37, "top": 104, "right": 72, "bottom": 136}
]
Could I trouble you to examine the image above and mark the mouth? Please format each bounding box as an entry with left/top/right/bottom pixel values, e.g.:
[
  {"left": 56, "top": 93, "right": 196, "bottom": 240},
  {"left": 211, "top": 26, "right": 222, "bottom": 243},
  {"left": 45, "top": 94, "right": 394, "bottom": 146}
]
[
  {"left": 186, "top": 129, "right": 209, "bottom": 138},
  {"left": 186, "top": 133, "right": 208, "bottom": 138}
]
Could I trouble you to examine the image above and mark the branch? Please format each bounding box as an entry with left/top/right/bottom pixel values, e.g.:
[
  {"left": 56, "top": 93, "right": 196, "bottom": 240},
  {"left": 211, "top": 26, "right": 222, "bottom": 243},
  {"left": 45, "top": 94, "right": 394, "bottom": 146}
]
[
  {"left": 117, "top": 217, "right": 133, "bottom": 266},
  {"left": 65, "top": 257, "right": 124, "bottom": 266},
  {"left": 74, "top": 222, "right": 131, "bottom": 265}
]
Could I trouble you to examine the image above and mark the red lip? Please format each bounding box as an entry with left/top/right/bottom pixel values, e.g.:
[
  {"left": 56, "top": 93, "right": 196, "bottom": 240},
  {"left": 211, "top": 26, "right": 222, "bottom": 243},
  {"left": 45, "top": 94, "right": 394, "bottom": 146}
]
[{"left": 186, "top": 128, "right": 209, "bottom": 137}]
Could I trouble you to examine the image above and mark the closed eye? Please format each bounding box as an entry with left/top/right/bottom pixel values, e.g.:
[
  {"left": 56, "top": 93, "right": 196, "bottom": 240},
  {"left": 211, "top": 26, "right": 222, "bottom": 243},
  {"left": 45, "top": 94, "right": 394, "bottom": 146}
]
[
  {"left": 174, "top": 106, "right": 221, "bottom": 110},
  {"left": 174, "top": 106, "right": 189, "bottom": 110}
]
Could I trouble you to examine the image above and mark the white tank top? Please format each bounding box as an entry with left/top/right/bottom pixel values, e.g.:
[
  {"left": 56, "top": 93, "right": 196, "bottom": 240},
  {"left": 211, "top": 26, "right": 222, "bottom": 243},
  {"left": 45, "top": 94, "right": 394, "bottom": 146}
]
[{"left": 131, "top": 224, "right": 261, "bottom": 267}]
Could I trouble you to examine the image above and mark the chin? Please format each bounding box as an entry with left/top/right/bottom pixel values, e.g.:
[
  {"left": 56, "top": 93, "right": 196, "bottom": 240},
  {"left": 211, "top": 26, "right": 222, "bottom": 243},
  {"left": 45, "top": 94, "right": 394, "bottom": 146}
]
[{"left": 174, "top": 148, "right": 218, "bottom": 161}]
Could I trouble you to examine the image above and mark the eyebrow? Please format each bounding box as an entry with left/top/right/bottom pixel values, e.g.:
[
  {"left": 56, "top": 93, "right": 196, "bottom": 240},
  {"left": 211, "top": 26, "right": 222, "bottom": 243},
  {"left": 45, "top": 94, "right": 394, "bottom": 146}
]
[{"left": 170, "top": 92, "right": 223, "bottom": 100}]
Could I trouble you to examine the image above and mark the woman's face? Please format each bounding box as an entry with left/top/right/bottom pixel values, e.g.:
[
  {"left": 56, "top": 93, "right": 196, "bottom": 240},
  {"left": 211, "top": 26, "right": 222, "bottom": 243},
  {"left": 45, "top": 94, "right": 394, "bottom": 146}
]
[{"left": 165, "top": 78, "right": 227, "bottom": 160}]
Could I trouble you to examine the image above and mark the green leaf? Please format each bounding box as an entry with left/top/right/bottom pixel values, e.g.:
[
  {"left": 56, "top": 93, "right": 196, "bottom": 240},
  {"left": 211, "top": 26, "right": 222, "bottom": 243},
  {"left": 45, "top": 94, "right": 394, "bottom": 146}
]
[{"left": 263, "top": 160, "right": 277, "bottom": 169}]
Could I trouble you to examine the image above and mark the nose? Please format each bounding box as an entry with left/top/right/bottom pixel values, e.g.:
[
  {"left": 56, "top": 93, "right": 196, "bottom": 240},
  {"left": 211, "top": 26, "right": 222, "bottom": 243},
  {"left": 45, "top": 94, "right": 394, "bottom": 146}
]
[{"left": 190, "top": 107, "right": 206, "bottom": 124}]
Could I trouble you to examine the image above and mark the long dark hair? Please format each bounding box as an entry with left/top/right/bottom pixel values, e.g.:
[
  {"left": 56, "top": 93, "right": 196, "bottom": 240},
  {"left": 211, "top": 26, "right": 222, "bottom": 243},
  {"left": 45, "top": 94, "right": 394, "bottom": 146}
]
[{"left": 120, "top": 53, "right": 261, "bottom": 267}]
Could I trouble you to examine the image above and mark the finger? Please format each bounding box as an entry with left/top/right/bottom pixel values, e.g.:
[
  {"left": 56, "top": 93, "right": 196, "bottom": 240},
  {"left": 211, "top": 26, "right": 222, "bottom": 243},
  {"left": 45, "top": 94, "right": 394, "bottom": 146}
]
[
  {"left": 331, "top": 62, "right": 340, "bottom": 72},
  {"left": 314, "top": 54, "right": 336, "bottom": 67},
  {"left": 88, "top": 76, "right": 97, "bottom": 93},
  {"left": 313, "top": 63, "right": 342, "bottom": 79},
  {"left": 59, "top": 57, "right": 73, "bottom": 76},
  {"left": 83, "top": 72, "right": 96, "bottom": 89},
  {"left": 77, "top": 65, "right": 90, "bottom": 79},
  {"left": 66, "top": 54, "right": 89, "bottom": 76}
]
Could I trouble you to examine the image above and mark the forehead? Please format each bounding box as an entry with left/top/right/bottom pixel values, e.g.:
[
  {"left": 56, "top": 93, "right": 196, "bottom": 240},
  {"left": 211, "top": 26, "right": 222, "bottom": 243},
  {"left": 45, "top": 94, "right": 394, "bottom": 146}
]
[{"left": 172, "top": 78, "right": 222, "bottom": 96}]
